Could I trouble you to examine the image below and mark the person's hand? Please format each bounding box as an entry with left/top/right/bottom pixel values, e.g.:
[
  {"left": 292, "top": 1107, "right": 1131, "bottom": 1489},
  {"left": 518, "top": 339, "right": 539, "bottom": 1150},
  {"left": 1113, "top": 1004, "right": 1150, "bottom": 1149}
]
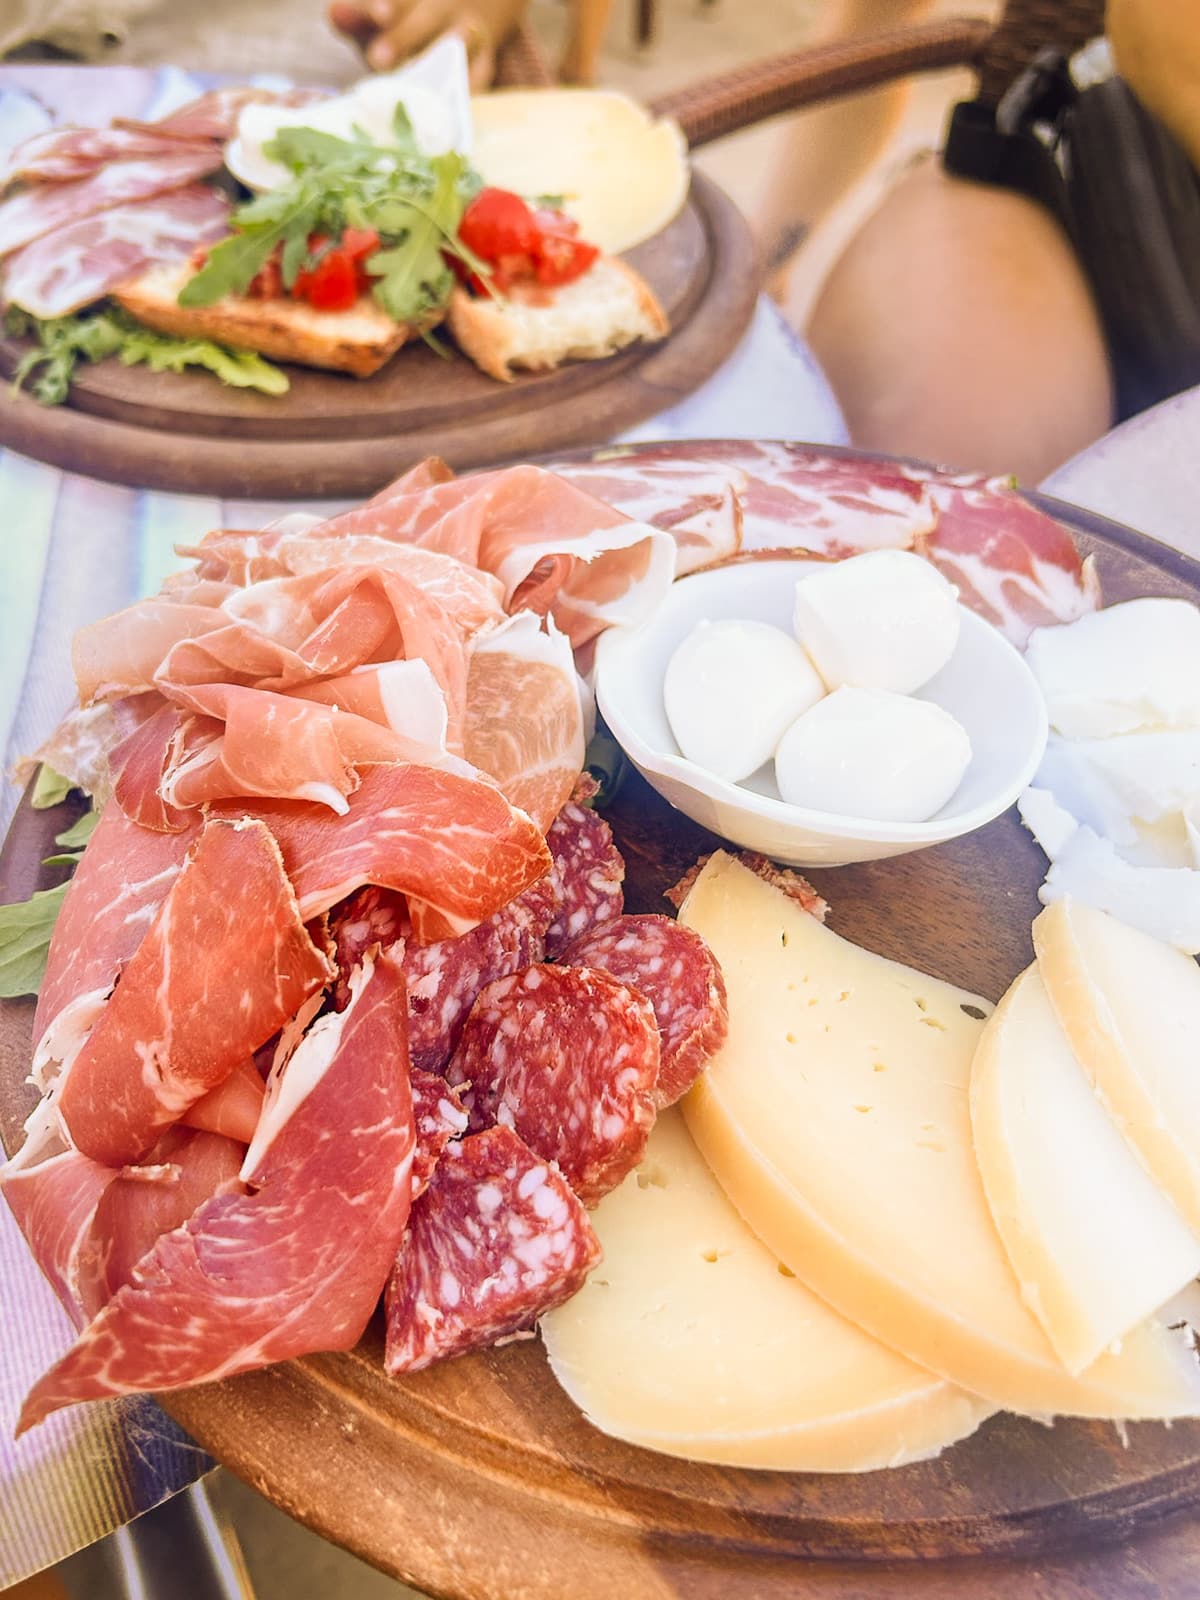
[{"left": 328, "top": 0, "right": 517, "bottom": 87}]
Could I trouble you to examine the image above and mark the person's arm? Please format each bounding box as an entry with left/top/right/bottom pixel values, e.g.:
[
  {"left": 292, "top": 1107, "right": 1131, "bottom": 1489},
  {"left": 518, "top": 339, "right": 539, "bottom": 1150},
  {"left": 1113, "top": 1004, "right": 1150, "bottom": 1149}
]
[{"left": 328, "top": 0, "right": 528, "bottom": 86}]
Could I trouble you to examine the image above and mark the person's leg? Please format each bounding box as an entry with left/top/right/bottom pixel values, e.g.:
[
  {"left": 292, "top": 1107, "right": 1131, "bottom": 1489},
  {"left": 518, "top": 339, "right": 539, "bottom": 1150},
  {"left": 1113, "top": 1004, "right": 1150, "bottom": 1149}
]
[
  {"left": 806, "top": 156, "right": 1115, "bottom": 482},
  {"left": 756, "top": 0, "right": 939, "bottom": 277}
]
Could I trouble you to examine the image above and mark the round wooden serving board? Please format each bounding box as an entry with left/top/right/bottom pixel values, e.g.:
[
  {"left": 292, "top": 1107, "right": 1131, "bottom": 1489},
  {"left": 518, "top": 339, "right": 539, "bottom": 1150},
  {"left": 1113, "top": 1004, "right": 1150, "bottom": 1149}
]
[
  {"left": 0, "top": 174, "right": 757, "bottom": 500},
  {"left": 5, "top": 474, "right": 1200, "bottom": 1598}
]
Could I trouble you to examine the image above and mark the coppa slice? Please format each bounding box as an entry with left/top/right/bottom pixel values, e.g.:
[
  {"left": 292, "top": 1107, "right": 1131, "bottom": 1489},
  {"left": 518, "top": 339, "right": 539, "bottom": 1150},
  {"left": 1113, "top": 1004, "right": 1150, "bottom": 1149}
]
[
  {"left": 543, "top": 1110, "right": 993, "bottom": 1471},
  {"left": 679, "top": 853, "right": 1200, "bottom": 1418},
  {"left": 970, "top": 965, "right": 1200, "bottom": 1374},
  {"left": 1034, "top": 897, "right": 1200, "bottom": 1234}
]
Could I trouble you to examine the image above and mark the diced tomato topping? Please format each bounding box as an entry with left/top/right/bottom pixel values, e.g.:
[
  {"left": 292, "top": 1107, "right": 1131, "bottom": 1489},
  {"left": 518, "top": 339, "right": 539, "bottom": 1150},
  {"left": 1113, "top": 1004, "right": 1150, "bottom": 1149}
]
[
  {"left": 452, "top": 188, "right": 599, "bottom": 294},
  {"left": 243, "top": 228, "right": 381, "bottom": 309}
]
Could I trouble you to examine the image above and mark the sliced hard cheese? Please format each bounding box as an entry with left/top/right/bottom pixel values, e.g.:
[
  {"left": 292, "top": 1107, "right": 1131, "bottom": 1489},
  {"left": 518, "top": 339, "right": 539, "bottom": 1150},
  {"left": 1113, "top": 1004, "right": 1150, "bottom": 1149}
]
[
  {"left": 1035, "top": 897, "right": 1200, "bottom": 1232},
  {"left": 469, "top": 89, "right": 688, "bottom": 255},
  {"left": 542, "top": 1109, "right": 993, "bottom": 1471},
  {"left": 678, "top": 853, "right": 1200, "bottom": 1417},
  {"left": 970, "top": 965, "right": 1200, "bottom": 1374}
]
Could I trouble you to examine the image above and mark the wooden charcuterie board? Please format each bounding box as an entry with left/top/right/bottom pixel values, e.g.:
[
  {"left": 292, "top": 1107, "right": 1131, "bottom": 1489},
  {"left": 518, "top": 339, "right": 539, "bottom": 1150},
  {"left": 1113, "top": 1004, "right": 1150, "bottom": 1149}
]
[
  {"left": 0, "top": 174, "right": 757, "bottom": 500},
  {"left": 5, "top": 485, "right": 1200, "bottom": 1598}
]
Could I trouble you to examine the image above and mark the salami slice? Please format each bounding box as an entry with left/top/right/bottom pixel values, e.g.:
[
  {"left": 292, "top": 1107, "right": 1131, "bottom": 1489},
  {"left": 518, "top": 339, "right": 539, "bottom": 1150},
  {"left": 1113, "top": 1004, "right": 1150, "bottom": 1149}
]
[
  {"left": 330, "top": 874, "right": 557, "bottom": 1069},
  {"left": 558, "top": 914, "right": 728, "bottom": 1108},
  {"left": 409, "top": 1069, "right": 469, "bottom": 1201},
  {"left": 543, "top": 778, "right": 625, "bottom": 959},
  {"left": 444, "top": 964, "right": 659, "bottom": 1205},
  {"left": 384, "top": 1125, "right": 601, "bottom": 1374}
]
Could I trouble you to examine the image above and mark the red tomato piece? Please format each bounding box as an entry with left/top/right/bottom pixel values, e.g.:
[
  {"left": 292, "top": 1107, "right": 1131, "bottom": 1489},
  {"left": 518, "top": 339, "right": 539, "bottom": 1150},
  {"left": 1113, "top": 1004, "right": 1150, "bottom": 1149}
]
[
  {"left": 298, "top": 248, "right": 359, "bottom": 311},
  {"left": 458, "top": 188, "right": 539, "bottom": 263}
]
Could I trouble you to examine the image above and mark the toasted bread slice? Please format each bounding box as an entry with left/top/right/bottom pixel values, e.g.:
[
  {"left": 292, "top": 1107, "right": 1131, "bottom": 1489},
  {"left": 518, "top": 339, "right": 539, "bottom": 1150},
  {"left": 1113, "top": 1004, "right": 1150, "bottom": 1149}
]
[
  {"left": 113, "top": 261, "right": 425, "bottom": 378},
  {"left": 446, "top": 256, "right": 668, "bottom": 383}
]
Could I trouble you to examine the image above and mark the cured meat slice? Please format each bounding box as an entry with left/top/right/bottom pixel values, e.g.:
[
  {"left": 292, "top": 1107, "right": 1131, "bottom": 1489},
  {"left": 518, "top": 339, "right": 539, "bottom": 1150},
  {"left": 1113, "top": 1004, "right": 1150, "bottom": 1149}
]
[
  {"left": 33, "top": 803, "right": 200, "bottom": 1070},
  {"left": 18, "top": 954, "right": 416, "bottom": 1432},
  {"left": 444, "top": 964, "right": 659, "bottom": 1205},
  {"left": 182, "top": 1057, "right": 266, "bottom": 1145},
  {"left": 80, "top": 1127, "right": 246, "bottom": 1321},
  {"left": 73, "top": 600, "right": 229, "bottom": 704},
  {"left": 384, "top": 1124, "right": 601, "bottom": 1374},
  {"left": 2, "top": 185, "right": 230, "bottom": 317},
  {"left": 0, "top": 1149, "right": 118, "bottom": 1328},
  {"left": 462, "top": 613, "right": 585, "bottom": 834},
  {"left": 55, "top": 818, "right": 332, "bottom": 1167},
  {"left": 558, "top": 915, "right": 728, "bottom": 1108},
  {"left": 108, "top": 698, "right": 192, "bottom": 832},
  {"left": 548, "top": 454, "right": 745, "bottom": 574},
  {"left": 542, "top": 778, "right": 625, "bottom": 959},
  {"left": 313, "top": 463, "right": 676, "bottom": 650},
  {"left": 0, "top": 127, "right": 215, "bottom": 189},
  {"left": 118, "top": 85, "right": 327, "bottom": 143},
  {"left": 410, "top": 1069, "right": 469, "bottom": 1200},
  {"left": 918, "top": 473, "right": 1101, "bottom": 647},
  {"left": 221, "top": 764, "right": 551, "bottom": 941},
  {"left": 0, "top": 148, "right": 223, "bottom": 257},
  {"left": 330, "top": 869, "right": 557, "bottom": 1068}
]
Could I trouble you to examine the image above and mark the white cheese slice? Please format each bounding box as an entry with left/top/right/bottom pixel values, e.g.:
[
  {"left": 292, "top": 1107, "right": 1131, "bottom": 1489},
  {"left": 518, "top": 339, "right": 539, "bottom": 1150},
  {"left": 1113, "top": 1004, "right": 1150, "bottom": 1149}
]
[
  {"left": 1035, "top": 897, "right": 1200, "bottom": 1235},
  {"left": 1040, "top": 825, "right": 1200, "bottom": 954},
  {"left": 541, "top": 1109, "right": 993, "bottom": 1471},
  {"left": 971, "top": 964, "right": 1200, "bottom": 1374},
  {"left": 1024, "top": 598, "right": 1200, "bottom": 739},
  {"left": 678, "top": 853, "right": 1200, "bottom": 1417},
  {"left": 469, "top": 89, "right": 688, "bottom": 255}
]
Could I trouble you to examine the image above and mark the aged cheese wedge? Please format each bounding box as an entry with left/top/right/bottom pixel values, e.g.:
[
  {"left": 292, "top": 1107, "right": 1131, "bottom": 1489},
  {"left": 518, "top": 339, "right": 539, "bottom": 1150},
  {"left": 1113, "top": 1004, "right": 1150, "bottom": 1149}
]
[
  {"left": 542, "top": 1109, "right": 993, "bottom": 1471},
  {"left": 1034, "top": 897, "right": 1200, "bottom": 1233},
  {"left": 678, "top": 853, "right": 1200, "bottom": 1417},
  {"left": 469, "top": 89, "right": 688, "bottom": 254},
  {"left": 970, "top": 964, "right": 1200, "bottom": 1374}
]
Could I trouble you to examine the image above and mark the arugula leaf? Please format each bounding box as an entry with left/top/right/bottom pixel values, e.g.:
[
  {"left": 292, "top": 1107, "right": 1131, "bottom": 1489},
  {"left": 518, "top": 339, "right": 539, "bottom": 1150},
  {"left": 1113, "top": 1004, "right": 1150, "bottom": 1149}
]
[
  {"left": 30, "top": 765, "right": 73, "bottom": 809},
  {"left": 116, "top": 325, "right": 290, "bottom": 395},
  {"left": 0, "top": 881, "right": 69, "bottom": 998},
  {"left": 10, "top": 311, "right": 124, "bottom": 405},
  {"left": 365, "top": 152, "right": 467, "bottom": 324},
  {"left": 179, "top": 185, "right": 322, "bottom": 306}
]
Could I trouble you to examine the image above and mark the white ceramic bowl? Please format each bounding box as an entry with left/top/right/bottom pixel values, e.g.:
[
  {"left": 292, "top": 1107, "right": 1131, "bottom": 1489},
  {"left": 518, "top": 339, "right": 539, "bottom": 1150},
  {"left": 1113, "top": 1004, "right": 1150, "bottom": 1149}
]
[{"left": 593, "top": 559, "right": 1048, "bottom": 867}]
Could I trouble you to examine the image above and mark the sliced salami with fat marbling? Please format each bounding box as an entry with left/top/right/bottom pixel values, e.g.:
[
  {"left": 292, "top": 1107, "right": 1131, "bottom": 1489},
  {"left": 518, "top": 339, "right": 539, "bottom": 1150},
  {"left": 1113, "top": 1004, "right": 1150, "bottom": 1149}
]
[
  {"left": 543, "top": 778, "right": 624, "bottom": 959},
  {"left": 559, "top": 914, "right": 728, "bottom": 1108},
  {"left": 409, "top": 1069, "right": 469, "bottom": 1201},
  {"left": 384, "top": 1125, "right": 601, "bottom": 1374},
  {"left": 444, "top": 963, "right": 659, "bottom": 1206}
]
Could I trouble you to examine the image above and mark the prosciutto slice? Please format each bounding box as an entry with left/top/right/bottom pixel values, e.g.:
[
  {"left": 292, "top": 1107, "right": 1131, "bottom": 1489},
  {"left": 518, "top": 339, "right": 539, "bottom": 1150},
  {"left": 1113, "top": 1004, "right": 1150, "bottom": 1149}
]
[
  {"left": 3, "top": 185, "right": 230, "bottom": 318},
  {"left": 183, "top": 1058, "right": 266, "bottom": 1145},
  {"left": 313, "top": 464, "right": 677, "bottom": 649},
  {"left": 0, "top": 148, "right": 223, "bottom": 258},
  {"left": 55, "top": 818, "right": 332, "bottom": 1167},
  {"left": 216, "top": 763, "right": 551, "bottom": 940},
  {"left": 117, "top": 86, "right": 328, "bottom": 143},
  {"left": 17, "top": 954, "right": 415, "bottom": 1433},
  {"left": 0, "top": 1149, "right": 118, "bottom": 1326},
  {"left": 33, "top": 804, "right": 200, "bottom": 1072},
  {"left": 0, "top": 127, "right": 215, "bottom": 190}
]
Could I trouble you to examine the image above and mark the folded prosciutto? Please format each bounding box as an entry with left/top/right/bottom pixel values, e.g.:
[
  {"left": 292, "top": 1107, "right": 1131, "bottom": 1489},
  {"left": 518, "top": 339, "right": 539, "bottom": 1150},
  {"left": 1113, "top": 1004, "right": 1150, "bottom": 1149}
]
[{"left": 16, "top": 954, "right": 416, "bottom": 1434}]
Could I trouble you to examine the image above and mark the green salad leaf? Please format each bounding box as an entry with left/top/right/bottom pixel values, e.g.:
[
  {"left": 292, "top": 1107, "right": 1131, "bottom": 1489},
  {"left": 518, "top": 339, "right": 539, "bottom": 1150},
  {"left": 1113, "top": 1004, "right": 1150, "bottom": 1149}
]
[
  {"left": 0, "top": 881, "right": 70, "bottom": 998},
  {"left": 0, "top": 804, "right": 99, "bottom": 996},
  {"left": 6, "top": 306, "right": 288, "bottom": 405},
  {"left": 30, "top": 764, "right": 74, "bottom": 810},
  {"left": 181, "top": 108, "right": 482, "bottom": 326}
]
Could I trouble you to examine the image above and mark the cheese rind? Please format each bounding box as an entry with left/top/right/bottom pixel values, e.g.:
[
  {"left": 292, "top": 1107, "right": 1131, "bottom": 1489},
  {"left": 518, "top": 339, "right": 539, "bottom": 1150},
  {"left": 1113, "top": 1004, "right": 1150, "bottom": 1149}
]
[
  {"left": 678, "top": 852, "right": 1200, "bottom": 1418},
  {"left": 1034, "top": 897, "right": 1200, "bottom": 1232},
  {"left": 970, "top": 964, "right": 1200, "bottom": 1374},
  {"left": 541, "top": 1109, "right": 993, "bottom": 1471}
]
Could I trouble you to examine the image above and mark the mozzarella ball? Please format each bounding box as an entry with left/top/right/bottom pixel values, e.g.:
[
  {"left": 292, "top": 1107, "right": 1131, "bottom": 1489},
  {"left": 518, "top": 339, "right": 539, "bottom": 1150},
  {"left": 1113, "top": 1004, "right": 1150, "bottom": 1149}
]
[
  {"left": 792, "top": 550, "right": 960, "bottom": 694},
  {"left": 774, "top": 686, "right": 972, "bottom": 822},
  {"left": 664, "top": 619, "right": 826, "bottom": 783}
]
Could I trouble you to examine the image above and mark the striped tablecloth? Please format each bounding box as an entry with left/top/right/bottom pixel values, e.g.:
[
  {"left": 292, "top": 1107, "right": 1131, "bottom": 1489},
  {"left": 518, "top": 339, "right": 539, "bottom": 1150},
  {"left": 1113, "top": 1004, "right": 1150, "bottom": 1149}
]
[{"left": 0, "top": 63, "right": 849, "bottom": 1583}]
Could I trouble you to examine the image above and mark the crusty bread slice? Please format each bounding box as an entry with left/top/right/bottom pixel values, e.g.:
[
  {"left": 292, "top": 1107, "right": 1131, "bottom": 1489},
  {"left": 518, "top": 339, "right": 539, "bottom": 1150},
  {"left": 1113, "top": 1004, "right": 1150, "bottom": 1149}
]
[
  {"left": 446, "top": 255, "right": 668, "bottom": 383},
  {"left": 113, "top": 261, "right": 425, "bottom": 379}
]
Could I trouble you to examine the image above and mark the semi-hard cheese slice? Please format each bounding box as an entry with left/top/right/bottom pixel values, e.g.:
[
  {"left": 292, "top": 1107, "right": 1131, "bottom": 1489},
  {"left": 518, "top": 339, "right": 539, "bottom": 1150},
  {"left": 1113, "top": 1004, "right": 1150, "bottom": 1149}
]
[
  {"left": 1034, "top": 897, "right": 1200, "bottom": 1233},
  {"left": 679, "top": 853, "right": 1200, "bottom": 1417},
  {"left": 470, "top": 90, "right": 689, "bottom": 255},
  {"left": 541, "top": 1109, "right": 993, "bottom": 1471},
  {"left": 970, "top": 964, "right": 1200, "bottom": 1374}
]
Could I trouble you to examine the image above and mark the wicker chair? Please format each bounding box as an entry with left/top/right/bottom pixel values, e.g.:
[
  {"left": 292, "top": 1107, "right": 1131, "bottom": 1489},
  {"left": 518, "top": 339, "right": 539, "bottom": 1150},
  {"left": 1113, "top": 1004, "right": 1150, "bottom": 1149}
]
[{"left": 496, "top": 1, "right": 1107, "bottom": 142}]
